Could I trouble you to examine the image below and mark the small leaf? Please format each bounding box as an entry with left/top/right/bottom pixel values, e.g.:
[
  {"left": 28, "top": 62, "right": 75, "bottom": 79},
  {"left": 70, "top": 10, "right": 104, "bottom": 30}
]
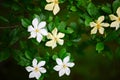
[
  {"left": 21, "top": 18, "right": 30, "bottom": 28},
  {"left": 70, "top": 6, "right": 77, "bottom": 12},
  {"left": 96, "top": 42, "right": 104, "bottom": 53},
  {"left": 101, "top": 5, "right": 112, "bottom": 14}
]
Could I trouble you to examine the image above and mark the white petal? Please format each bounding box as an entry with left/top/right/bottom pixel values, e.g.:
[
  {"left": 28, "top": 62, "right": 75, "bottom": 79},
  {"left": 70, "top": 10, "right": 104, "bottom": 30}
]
[
  {"left": 57, "top": 33, "right": 65, "bottom": 38},
  {"left": 32, "top": 18, "right": 39, "bottom": 29},
  {"left": 32, "top": 59, "right": 38, "bottom": 67},
  {"left": 47, "top": 33, "right": 54, "bottom": 39},
  {"left": 38, "top": 21, "right": 46, "bottom": 29},
  {"left": 39, "top": 67, "right": 46, "bottom": 73},
  {"left": 99, "top": 27, "right": 104, "bottom": 34},
  {"left": 67, "top": 62, "right": 75, "bottom": 68},
  {"left": 63, "top": 56, "right": 70, "bottom": 64},
  {"left": 28, "top": 25, "right": 34, "bottom": 32},
  {"left": 90, "top": 22, "right": 96, "bottom": 27},
  {"left": 45, "top": 40, "right": 57, "bottom": 49},
  {"left": 53, "top": 65, "right": 62, "bottom": 71},
  {"left": 52, "top": 28, "right": 58, "bottom": 37},
  {"left": 91, "top": 27, "right": 97, "bottom": 34},
  {"left": 57, "top": 39, "right": 64, "bottom": 45},
  {"left": 46, "top": 0, "right": 53, "bottom": 2},
  {"left": 29, "top": 71, "right": 36, "bottom": 79},
  {"left": 26, "top": 66, "right": 34, "bottom": 72},
  {"left": 101, "top": 23, "right": 109, "bottom": 27},
  {"left": 65, "top": 67, "right": 70, "bottom": 76},
  {"left": 38, "top": 61, "right": 46, "bottom": 67},
  {"left": 59, "top": 69, "right": 65, "bottom": 77},
  {"left": 36, "top": 33, "right": 43, "bottom": 43},
  {"left": 117, "top": 7, "right": 120, "bottom": 17},
  {"left": 97, "top": 16, "right": 104, "bottom": 23},
  {"left": 45, "top": 3, "right": 54, "bottom": 11},
  {"left": 53, "top": 4, "right": 60, "bottom": 15},
  {"left": 110, "top": 21, "right": 120, "bottom": 30},
  {"left": 40, "top": 29, "right": 48, "bottom": 36},
  {"left": 29, "top": 31, "right": 36, "bottom": 38},
  {"left": 29, "top": 71, "right": 41, "bottom": 79},
  {"left": 109, "top": 14, "right": 118, "bottom": 21},
  {"left": 56, "top": 58, "right": 63, "bottom": 65}
]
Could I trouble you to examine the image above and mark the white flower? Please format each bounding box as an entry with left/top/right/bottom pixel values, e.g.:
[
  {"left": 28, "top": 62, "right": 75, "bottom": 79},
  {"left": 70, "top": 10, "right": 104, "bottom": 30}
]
[
  {"left": 45, "top": 28, "right": 65, "bottom": 49},
  {"left": 90, "top": 16, "right": 109, "bottom": 34},
  {"left": 53, "top": 56, "right": 75, "bottom": 77},
  {"left": 25, "top": 59, "right": 46, "bottom": 79},
  {"left": 45, "top": 0, "right": 60, "bottom": 15},
  {"left": 109, "top": 7, "right": 120, "bottom": 30},
  {"left": 28, "top": 18, "right": 48, "bottom": 43}
]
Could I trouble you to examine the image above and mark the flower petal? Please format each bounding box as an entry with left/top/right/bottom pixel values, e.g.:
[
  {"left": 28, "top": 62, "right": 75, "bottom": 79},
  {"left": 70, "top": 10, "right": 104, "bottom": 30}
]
[
  {"left": 97, "top": 16, "right": 104, "bottom": 23},
  {"left": 38, "top": 21, "right": 46, "bottom": 29},
  {"left": 110, "top": 21, "right": 120, "bottom": 30},
  {"left": 52, "top": 28, "right": 58, "bottom": 37},
  {"left": 67, "top": 62, "right": 75, "bottom": 68},
  {"left": 59, "top": 69, "right": 65, "bottom": 77},
  {"left": 57, "top": 39, "right": 64, "bottom": 45},
  {"left": 40, "top": 29, "right": 48, "bottom": 36},
  {"left": 53, "top": 65, "right": 62, "bottom": 71},
  {"left": 32, "top": 18, "right": 39, "bottom": 29},
  {"left": 32, "top": 59, "right": 38, "bottom": 67},
  {"left": 90, "top": 22, "right": 96, "bottom": 27},
  {"left": 29, "top": 71, "right": 36, "bottom": 79},
  {"left": 28, "top": 25, "right": 34, "bottom": 32},
  {"left": 56, "top": 58, "right": 63, "bottom": 65},
  {"left": 101, "top": 23, "right": 109, "bottom": 27},
  {"left": 39, "top": 67, "right": 46, "bottom": 73},
  {"left": 117, "top": 7, "right": 120, "bottom": 17},
  {"left": 38, "top": 61, "right": 46, "bottom": 67},
  {"left": 45, "top": 3, "right": 54, "bottom": 11},
  {"left": 99, "top": 27, "right": 104, "bottom": 34},
  {"left": 91, "top": 27, "right": 97, "bottom": 34},
  {"left": 46, "top": 0, "right": 53, "bottom": 2},
  {"left": 29, "top": 31, "right": 36, "bottom": 38},
  {"left": 45, "top": 40, "right": 57, "bottom": 49},
  {"left": 29, "top": 71, "right": 41, "bottom": 79},
  {"left": 65, "top": 67, "right": 70, "bottom": 76},
  {"left": 63, "top": 56, "right": 70, "bottom": 64},
  {"left": 26, "top": 66, "right": 34, "bottom": 72},
  {"left": 53, "top": 4, "right": 60, "bottom": 15},
  {"left": 36, "top": 33, "right": 43, "bottom": 43},
  {"left": 109, "top": 14, "right": 118, "bottom": 21},
  {"left": 47, "top": 33, "right": 54, "bottom": 39},
  {"left": 57, "top": 33, "right": 65, "bottom": 38}
]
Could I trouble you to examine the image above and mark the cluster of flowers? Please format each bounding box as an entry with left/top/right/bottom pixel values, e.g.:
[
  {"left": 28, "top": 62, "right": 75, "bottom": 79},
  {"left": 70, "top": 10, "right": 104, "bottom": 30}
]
[
  {"left": 26, "top": 56, "right": 75, "bottom": 79},
  {"left": 90, "top": 7, "right": 120, "bottom": 34}
]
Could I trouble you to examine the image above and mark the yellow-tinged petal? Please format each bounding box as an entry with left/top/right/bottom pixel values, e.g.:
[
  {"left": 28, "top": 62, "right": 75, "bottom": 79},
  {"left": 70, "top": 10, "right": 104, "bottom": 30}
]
[
  {"left": 45, "top": 3, "right": 54, "bottom": 11},
  {"left": 97, "top": 16, "right": 104, "bottom": 23},
  {"left": 99, "top": 27, "right": 104, "bottom": 34},
  {"left": 117, "top": 7, "right": 120, "bottom": 17},
  {"left": 52, "top": 28, "right": 58, "bottom": 37},
  {"left": 53, "top": 4, "right": 60, "bottom": 15},
  {"left": 45, "top": 40, "right": 57, "bottom": 49},
  {"left": 47, "top": 33, "right": 54, "bottom": 39},
  {"left": 90, "top": 22, "right": 96, "bottom": 27},
  {"left": 109, "top": 14, "right": 118, "bottom": 21},
  {"left": 101, "top": 23, "right": 109, "bottom": 27},
  {"left": 91, "top": 27, "right": 97, "bottom": 34},
  {"left": 110, "top": 21, "right": 120, "bottom": 30},
  {"left": 57, "top": 33, "right": 65, "bottom": 38},
  {"left": 46, "top": 0, "right": 54, "bottom": 3},
  {"left": 57, "top": 39, "right": 64, "bottom": 45}
]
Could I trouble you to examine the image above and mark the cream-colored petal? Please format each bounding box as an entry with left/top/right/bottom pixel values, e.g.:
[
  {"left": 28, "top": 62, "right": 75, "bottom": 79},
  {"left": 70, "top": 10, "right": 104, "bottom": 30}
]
[
  {"left": 52, "top": 28, "right": 58, "bottom": 37},
  {"left": 101, "top": 23, "right": 109, "bottom": 27},
  {"left": 117, "top": 7, "right": 120, "bottom": 17},
  {"left": 97, "top": 16, "right": 104, "bottom": 23},
  {"left": 46, "top": 0, "right": 53, "bottom": 2},
  {"left": 47, "top": 33, "right": 54, "bottom": 39},
  {"left": 99, "top": 27, "right": 104, "bottom": 34},
  {"left": 109, "top": 14, "right": 118, "bottom": 21},
  {"left": 57, "top": 39, "right": 64, "bottom": 45},
  {"left": 45, "top": 3, "right": 54, "bottom": 11},
  {"left": 45, "top": 40, "right": 57, "bottom": 49},
  {"left": 90, "top": 22, "right": 96, "bottom": 27},
  {"left": 91, "top": 27, "right": 97, "bottom": 34},
  {"left": 53, "top": 4, "right": 60, "bottom": 15},
  {"left": 57, "top": 33, "right": 65, "bottom": 38},
  {"left": 110, "top": 21, "right": 120, "bottom": 30}
]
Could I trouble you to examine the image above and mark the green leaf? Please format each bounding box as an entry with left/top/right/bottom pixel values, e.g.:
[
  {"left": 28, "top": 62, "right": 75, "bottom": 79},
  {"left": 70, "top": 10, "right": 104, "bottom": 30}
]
[
  {"left": 21, "top": 18, "right": 30, "bottom": 28},
  {"left": 70, "top": 6, "right": 77, "bottom": 12},
  {"left": 87, "top": 3, "right": 99, "bottom": 18},
  {"left": 65, "top": 27, "right": 74, "bottom": 34},
  {"left": 52, "top": 54, "right": 58, "bottom": 60},
  {"left": 85, "top": 17, "right": 92, "bottom": 26},
  {"left": 25, "top": 51, "right": 33, "bottom": 60},
  {"left": 0, "top": 16, "right": 9, "bottom": 23},
  {"left": 101, "top": 5, "right": 112, "bottom": 14},
  {"left": 0, "top": 50, "right": 10, "bottom": 62},
  {"left": 96, "top": 42, "right": 104, "bottom": 53},
  {"left": 112, "top": 0, "right": 120, "bottom": 13}
]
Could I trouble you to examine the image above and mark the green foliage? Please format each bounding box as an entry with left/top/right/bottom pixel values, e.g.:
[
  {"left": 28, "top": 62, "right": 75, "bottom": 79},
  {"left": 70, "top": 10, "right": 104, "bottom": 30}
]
[{"left": 96, "top": 42, "right": 104, "bottom": 53}]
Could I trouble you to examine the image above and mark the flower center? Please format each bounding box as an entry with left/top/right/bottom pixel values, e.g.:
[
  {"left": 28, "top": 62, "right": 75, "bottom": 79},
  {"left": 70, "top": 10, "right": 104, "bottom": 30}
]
[
  {"left": 63, "top": 64, "right": 67, "bottom": 69},
  {"left": 96, "top": 23, "right": 101, "bottom": 29},
  {"left": 118, "top": 17, "right": 120, "bottom": 21},
  {"left": 54, "top": 0, "right": 58, "bottom": 4},
  {"left": 34, "top": 67, "right": 39, "bottom": 72},
  {"left": 35, "top": 29, "right": 39, "bottom": 33}
]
